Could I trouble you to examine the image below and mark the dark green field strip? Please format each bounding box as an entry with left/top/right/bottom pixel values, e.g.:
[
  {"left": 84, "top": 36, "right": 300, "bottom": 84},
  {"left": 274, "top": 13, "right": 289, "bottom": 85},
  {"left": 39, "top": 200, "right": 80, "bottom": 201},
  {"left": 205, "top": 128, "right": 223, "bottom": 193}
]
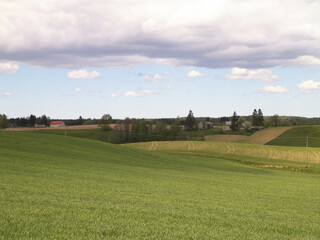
[
  {"left": 267, "top": 126, "right": 320, "bottom": 147},
  {"left": 34, "top": 128, "right": 116, "bottom": 142}
]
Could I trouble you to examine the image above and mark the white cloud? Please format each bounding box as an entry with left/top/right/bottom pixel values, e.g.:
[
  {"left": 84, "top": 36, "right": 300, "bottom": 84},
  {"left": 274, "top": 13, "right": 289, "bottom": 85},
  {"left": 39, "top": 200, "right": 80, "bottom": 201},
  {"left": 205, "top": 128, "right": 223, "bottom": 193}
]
[
  {"left": 187, "top": 70, "right": 208, "bottom": 78},
  {"left": 262, "top": 86, "right": 289, "bottom": 93},
  {"left": 0, "top": 62, "right": 19, "bottom": 74},
  {"left": 160, "top": 85, "right": 172, "bottom": 90},
  {"left": 91, "top": 88, "right": 101, "bottom": 93},
  {"left": 68, "top": 69, "right": 100, "bottom": 79},
  {"left": 3, "top": 92, "right": 13, "bottom": 96},
  {"left": 123, "top": 90, "right": 152, "bottom": 97},
  {"left": 144, "top": 74, "right": 162, "bottom": 83},
  {"left": 110, "top": 93, "right": 117, "bottom": 98},
  {"left": 144, "top": 73, "right": 172, "bottom": 83},
  {"left": 74, "top": 88, "right": 87, "bottom": 92},
  {"left": 297, "top": 80, "right": 320, "bottom": 92},
  {"left": 223, "top": 68, "right": 279, "bottom": 82},
  {"left": 75, "top": 88, "right": 102, "bottom": 93}
]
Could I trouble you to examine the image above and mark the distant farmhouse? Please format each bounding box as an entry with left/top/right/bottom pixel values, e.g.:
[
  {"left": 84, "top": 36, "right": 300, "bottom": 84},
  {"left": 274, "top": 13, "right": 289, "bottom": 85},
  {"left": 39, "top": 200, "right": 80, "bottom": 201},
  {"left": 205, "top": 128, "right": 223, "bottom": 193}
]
[
  {"left": 50, "top": 121, "right": 65, "bottom": 127},
  {"left": 223, "top": 121, "right": 232, "bottom": 130},
  {"left": 35, "top": 124, "right": 47, "bottom": 128},
  {"left": 239, "top": 124, "right": 245, "bottom": 130},
  {"left": 223, "top": 121, "right": 245, "bottom": 131}
]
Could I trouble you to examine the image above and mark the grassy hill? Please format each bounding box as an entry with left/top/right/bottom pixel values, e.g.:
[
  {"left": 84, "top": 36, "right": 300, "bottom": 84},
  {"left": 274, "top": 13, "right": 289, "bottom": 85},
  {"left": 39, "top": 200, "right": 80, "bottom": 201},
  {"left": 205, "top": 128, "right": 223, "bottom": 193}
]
[
  {"left": 1, "top": 132, "right": 320, "bottom": 239},
  {"left": 267, "top": 126, "right": 320, "bottom": 147},
  {"left": 205, "top": 127, "right": 292, "bottom": 145}
]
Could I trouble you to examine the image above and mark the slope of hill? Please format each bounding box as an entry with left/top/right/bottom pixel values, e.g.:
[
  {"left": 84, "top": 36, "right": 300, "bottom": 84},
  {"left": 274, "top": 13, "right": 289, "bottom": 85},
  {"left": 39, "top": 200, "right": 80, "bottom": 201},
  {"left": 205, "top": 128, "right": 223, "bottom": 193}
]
[
  {"left": 205, "top": 127, "right": 292, "bottom": 145},
  {"left": 1, "top": 132, "right": 320, "bottom": 239},
  {"left": 128, "top": 140, "right": 320, "bottom": 171},
  {"left": 242, "top": 126, "right": 292, "bottom": 144},
  {"left": 267, "top": 126, "right": 320, "bottom": 147}
]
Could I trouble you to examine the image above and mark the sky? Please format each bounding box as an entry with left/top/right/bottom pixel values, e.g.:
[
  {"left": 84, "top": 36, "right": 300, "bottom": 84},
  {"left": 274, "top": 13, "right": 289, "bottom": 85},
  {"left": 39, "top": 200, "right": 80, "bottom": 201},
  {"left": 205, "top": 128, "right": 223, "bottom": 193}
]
[{"left": 1, "top": 0, "right": 320, "bottom": 119}]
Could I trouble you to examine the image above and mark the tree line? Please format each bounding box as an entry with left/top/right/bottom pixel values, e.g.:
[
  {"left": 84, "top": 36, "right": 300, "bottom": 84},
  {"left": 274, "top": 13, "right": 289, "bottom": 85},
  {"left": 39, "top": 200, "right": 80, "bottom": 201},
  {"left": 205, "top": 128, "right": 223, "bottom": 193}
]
[
  {"left": 99, "top": 115, "right": 186, "bottom": 144},
  {"left": 6, "top": 115, "right": 50, "bottom": 128},
  {"left": 2, "top": 110, "right": 320, "bottom": 130}
]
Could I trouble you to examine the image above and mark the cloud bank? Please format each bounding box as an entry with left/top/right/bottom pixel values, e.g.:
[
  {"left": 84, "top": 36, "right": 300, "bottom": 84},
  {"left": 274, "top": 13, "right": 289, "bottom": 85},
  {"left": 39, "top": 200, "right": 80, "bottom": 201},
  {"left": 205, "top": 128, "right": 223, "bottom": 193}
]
[{"left": 1, "top": 0, "right": 320, "bottom": 69}]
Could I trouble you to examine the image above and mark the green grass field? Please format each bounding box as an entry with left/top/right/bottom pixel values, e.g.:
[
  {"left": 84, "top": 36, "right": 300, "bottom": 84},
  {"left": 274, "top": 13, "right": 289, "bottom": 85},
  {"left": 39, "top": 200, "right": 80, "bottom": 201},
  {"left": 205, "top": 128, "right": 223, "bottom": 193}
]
[
  {"left": 1, "top": 132, "right": 320, "bottom": 239},
  {"left": 267, "top": 126, "right": 320, "bottom": 147}
]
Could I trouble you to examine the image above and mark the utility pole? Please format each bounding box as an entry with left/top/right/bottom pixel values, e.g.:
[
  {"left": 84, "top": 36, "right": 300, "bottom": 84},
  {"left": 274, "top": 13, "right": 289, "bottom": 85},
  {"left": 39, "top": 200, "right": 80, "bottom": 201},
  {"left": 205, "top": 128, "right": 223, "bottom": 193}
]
[{"left": 306, "top": 136, "right": 309, "bottom": 168}]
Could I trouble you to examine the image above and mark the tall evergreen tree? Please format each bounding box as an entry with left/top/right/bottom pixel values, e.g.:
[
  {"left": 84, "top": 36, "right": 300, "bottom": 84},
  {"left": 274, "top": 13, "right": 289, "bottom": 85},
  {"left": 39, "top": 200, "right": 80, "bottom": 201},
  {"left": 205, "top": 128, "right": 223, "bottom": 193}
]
[
  {"left": 230, "top": 111, "right": 239, "bottom": 131},
  {"left": 185, "top": 110, "right": 195, "bottom": 130},
  {"left": 77, "top": 116, "right": 84, "bottom": 125},
  {"left": 257, "top": 109, "right": 264, "bottom": 127},
  {"left": 251, "top": 109, "right": 258, "bottom": 127},
  {"left": 28, "top": 114, "right": 36, "bottom": 127}
]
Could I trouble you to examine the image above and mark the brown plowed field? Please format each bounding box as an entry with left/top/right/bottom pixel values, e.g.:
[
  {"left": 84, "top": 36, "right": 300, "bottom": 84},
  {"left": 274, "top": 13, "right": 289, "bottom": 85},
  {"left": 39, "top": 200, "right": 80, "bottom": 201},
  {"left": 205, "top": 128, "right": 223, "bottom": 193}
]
[
  {"left": 205, "top": 127, "right": 292, "bottom": 145},
  {"left": 2, "top": 124, "right": 102, "bottom": 131}
]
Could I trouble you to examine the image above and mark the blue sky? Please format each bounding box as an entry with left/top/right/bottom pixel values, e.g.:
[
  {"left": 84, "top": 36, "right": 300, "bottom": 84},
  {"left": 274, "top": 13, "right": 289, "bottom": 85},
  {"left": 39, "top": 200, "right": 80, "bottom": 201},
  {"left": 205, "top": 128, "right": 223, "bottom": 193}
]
[{"left": 1, "top": 0, "right": 320, "bottom": 119}]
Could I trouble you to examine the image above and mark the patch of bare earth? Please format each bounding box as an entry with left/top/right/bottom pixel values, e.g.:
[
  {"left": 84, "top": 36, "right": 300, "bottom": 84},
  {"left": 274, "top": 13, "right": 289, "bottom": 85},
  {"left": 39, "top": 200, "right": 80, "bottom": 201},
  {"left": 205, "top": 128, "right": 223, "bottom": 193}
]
[{"left": 3, "top": 125, "right": 101, "bottom": 131}]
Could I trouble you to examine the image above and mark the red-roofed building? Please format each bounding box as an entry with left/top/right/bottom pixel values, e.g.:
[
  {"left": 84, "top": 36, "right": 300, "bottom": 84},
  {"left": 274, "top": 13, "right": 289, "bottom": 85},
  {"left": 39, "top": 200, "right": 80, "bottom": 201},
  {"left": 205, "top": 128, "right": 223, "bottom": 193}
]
[{"left": 50, "top": 121, "right": 65, "bottom": 127}]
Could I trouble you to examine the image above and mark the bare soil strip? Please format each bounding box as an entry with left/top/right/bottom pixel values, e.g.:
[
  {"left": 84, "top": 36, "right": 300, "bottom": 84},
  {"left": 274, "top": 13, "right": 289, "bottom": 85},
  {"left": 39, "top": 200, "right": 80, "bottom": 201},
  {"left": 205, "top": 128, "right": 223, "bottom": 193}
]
[
  {"left": 3, "top": 124, "right": 101, "bottom": 131},
  {"left": 205, "top": 127, "right": 292, "bottom": 145}
]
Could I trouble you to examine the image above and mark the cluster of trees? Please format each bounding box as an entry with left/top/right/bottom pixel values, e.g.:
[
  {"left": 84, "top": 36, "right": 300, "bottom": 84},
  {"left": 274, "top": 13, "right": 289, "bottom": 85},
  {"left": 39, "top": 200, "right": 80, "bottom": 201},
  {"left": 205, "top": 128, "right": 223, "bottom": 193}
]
[
  {"left": 97, "top": 114, "right": 185, "bottom": 144},
  {"left": 8, "top": 115, "right": 50, "bottom": 128},
  {"left": 251, "top": 109, "right": 264, "bottom": 128},
  {"left": 111, "top": 118, "right": 185, "bottom": 144},
  {"left": 99, "top": 114, "right": 113, "bottom": 131},
  {"left": 185, "top": 109, "right": 265, "bottom": 132}
]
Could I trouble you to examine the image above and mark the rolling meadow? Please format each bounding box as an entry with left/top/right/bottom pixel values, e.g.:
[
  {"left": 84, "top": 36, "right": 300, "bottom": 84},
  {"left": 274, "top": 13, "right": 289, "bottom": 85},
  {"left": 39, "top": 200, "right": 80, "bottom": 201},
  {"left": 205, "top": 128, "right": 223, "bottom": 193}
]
[{"left": 1, "top": 131, "right": 320, "bottom": 239}]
